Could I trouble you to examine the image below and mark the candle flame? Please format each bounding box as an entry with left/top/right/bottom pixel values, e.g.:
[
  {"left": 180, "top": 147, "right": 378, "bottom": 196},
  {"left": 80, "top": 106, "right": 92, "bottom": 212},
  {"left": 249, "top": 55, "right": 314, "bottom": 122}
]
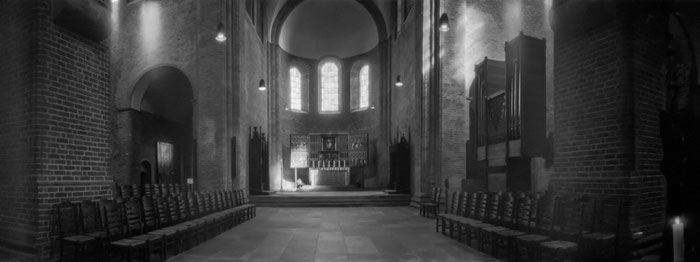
[{"left": 674, "top": 217, "right": 681, "bottom": 225}]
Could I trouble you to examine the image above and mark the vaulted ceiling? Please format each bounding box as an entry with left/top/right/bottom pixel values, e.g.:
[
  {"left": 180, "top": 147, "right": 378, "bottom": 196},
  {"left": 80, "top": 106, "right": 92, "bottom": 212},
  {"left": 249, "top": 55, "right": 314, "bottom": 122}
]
[{"left": 265, "top": 0, "right": 392, "bottom": 59}]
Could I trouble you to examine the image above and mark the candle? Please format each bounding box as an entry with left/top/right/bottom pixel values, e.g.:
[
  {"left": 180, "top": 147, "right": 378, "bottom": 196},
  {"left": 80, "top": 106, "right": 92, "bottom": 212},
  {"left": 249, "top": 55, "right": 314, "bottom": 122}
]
[{"left": 672, "top": 216, "right": 684, "bottom": 262}]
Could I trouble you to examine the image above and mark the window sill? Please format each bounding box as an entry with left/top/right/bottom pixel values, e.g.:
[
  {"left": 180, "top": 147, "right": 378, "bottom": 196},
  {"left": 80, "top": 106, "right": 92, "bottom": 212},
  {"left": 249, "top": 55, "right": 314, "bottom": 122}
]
[{"left": 288, "top": 109, "right": 308, "bottom": 114}]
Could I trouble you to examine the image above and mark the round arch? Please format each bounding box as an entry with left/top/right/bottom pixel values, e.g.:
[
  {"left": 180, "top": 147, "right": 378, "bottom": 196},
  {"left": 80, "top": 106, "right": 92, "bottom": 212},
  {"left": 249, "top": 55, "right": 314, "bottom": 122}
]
[
  {"left": 270, "top": 0, "right": 388, "bottom": 45},
  {"left": 129, "top": 65, "right": 194, "bottom": 112}
]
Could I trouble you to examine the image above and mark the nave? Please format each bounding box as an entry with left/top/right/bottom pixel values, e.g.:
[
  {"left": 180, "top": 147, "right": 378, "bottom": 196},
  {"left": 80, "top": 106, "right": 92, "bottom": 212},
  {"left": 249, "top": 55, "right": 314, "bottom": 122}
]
[{"left": 169, "top": 207, "right": 497, "bottom": 262}]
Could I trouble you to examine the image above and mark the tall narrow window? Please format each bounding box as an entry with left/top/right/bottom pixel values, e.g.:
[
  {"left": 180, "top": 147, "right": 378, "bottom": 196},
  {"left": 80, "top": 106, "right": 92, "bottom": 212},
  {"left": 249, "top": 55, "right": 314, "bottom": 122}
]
[
  {"left": 320, "top": 62, "right": 340, "bottom": 112},
  {"left": 290, "top": 67, "right": 302, "bottom": 111},
  {"left": 359, "top": 65, "right": 369, "bottom": 109}
]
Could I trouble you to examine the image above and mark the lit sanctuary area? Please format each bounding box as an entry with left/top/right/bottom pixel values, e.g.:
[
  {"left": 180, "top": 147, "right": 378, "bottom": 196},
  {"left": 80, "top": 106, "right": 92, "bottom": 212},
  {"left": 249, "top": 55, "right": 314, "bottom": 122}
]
[{"left": 2, "top": 0, "right": 700, "bottom": 261}]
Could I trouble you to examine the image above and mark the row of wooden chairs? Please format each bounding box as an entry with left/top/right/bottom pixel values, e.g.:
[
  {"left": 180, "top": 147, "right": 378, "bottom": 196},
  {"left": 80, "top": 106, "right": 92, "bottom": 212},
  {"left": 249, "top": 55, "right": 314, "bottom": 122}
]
[
  {"left": 437, "top": 190, "right": 626, "bottom": 262},
  {"left": 419, "top": 187, "right": 443, "bottom": 218},
  {"left": 114, "top": 183, "right": 184, "bottom": 199},
  {"left": 55, "top": 189, "right": 255, "bottom": 261}
]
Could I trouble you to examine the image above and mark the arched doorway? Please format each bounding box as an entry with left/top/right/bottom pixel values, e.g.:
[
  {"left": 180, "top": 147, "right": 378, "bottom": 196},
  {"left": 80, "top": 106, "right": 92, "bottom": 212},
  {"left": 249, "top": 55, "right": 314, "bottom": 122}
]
[{"left": 126, "top": 66, "right": 194, "bottom": 186}]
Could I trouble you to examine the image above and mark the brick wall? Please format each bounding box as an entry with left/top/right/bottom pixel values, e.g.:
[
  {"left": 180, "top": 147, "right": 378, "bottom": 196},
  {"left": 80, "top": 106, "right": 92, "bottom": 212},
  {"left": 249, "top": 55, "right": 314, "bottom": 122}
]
[
  {"left": 33, "top": 0, "right": 114, "bottom": 259},
  {"left": 111, "top": 0, "right": 203, "bottom": 188},
  {"left": 551, "top": 0, "right": 666, "bottom": 236},
  {"left": 235, "top": 0, "right": 268, "bottom": 192},
  {"left": 0, "top": 0, "right": 36, "bottom": 258},
  {"left": 391, "top": 2, "right": 423, "bottom": 199}
]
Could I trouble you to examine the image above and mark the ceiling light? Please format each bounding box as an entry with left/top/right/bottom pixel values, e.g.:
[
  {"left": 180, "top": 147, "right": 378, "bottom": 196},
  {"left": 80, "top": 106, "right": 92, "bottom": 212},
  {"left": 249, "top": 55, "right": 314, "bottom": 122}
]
[
  {"left": 438, "top": 13, "right": 450, "bottom": 32},
  {"left": 215, "top": 22, "right": 227, "bottom": 42},
  {"left": 395, "top": 75, "right": 403, "bottom": 88},
  {"left": 258, "top": 79, "right": 266, "bottom": 91}
]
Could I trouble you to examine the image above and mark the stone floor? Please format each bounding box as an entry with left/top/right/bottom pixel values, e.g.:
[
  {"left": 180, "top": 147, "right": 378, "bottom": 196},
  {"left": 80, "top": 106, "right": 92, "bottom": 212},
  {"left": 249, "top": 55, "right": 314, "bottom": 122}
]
[{"left": 168, "top": 206, "right": 499, "bottom": 262}]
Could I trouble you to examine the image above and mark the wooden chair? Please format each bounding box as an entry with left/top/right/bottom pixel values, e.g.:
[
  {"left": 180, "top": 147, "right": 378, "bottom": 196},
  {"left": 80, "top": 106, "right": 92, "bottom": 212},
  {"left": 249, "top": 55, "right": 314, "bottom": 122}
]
[
  {"left": 79, "top": 200, "right": 107, "bottom": 260},
  {"left": 420, "top": 187, "right": 442, "bottom": 218},
  {"left": 147, "top": 196, "right": 180, "bottom": 258},
  {"left": 103, "top": 200, "right": 148, "bottom": 262},
  {"left": 437, "top": 191, "right": 462, "bottom": 236},
  {"left": 455, "top": 191, "right": 487, "bottom": 246},
  {"left": 56, "top": 201, "right": 98, "bottom": 262},
  {"left": 513, "top": 192, "right": 552, "bottom": 262},
  {"left": 579, "top": 198, "right": 626, "bottom": 261},
  {"left": 488, "top": 192, "right": 528, "bottom": 259},
  {"left": 123, "top": 198, "right": 166, "bottom": 262},
  {"left": 539, "top": 196, "right": 589, "bottom": 262},
  {"left": 478, "top": 192, "right": 510, "bottom": 253},
  {"left": 453, "top": 192, "right": 474, "bottom": 243}
]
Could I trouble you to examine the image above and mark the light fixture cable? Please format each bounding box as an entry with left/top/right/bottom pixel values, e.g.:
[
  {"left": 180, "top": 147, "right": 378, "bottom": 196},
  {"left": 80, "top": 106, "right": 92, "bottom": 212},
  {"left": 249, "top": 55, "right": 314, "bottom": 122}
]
[{"left": 215, "top": 0, "right": 227, "bottom": 42}]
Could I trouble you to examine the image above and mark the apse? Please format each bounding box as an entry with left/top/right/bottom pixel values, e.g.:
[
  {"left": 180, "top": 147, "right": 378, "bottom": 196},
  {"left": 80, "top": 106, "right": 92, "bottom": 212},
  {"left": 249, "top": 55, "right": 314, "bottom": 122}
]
[{"left": 279, "top": 0, "right": 378, "bottom": 59}]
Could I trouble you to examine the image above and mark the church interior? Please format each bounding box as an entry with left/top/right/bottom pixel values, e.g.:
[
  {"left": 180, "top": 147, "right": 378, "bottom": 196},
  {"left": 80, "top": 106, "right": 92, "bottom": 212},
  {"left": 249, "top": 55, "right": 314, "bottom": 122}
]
[{"left": 1, "top": 0, "right": 700, "bottom": 261}]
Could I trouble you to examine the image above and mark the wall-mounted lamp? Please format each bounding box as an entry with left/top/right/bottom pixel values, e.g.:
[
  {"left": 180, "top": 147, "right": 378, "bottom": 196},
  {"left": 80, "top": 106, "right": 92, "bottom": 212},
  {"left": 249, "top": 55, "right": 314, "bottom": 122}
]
[
  {"left": 395, "top": 75, "right": 404, "bottom": 87},
  {"left": 258, "top": 79, "right": 266, "bottom": 91},
  {"left": 438, "top": 13, "right": 450, "bottom": 32},
  {"left": 370, "top": 103, "right": 375, "bottom": 110},
  {"left": 215, "top": 22, "right": 227, "bottom": 42},
  {"left": 285, "top": 105, "right": 289, "bottom": 111}
]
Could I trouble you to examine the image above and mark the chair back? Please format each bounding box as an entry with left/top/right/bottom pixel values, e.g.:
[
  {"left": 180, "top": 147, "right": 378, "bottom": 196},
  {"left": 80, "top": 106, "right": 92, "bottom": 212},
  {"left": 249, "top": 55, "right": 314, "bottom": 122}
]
[
  {"left": 215, "top": 191, "right": 225, "bottom": 211},
  {"left": 161, "top": 184, "right": 170, "bottom": 196},
  {"left": 448, "top": 192, "right": 460, "bottom": 215},
  {"left": 484, "top": 191, "right": 502, "bottom": 223},
  {"left": 430, "top": 187, "right": 442, "bottom": 205},
  {"left": 551, "top": 196, "right": 588, "bottom": 241},
  {"left": 154, "top": 196, "right": 171, "bottom": 227},
  {"left": 234, "top": 190, "right": 243, "bottom": 206},
  {"left": 132, "top": 184, "right": 143, "bottom": 198},
  {"left": 592, "top": 197, "right": 624, "bottom": 234},
  {"left": 123, "top": 199, "right": 143, "bottom": 236},
  {"left": 177, "top": 194, "right": 191, "bottom": 220},
  {"left": 498, "top": 192, "right": 517, "bottom": 227},
  {"left": 187, "top": 193, "right": 200, "bottom": 218},
  {"left": 102, "top": 201, "right": 124, "bottom": 241},
  {"left": 140, "top": 195, "right": 158, "bottom": 231},
  {"left": 533, "top": 191, "right": 555, "bottom": 234},
  {"left": 466, "top": 191, "right": 480, "bottom": 219},
  {"left": 121, "top": 185, "right": 133, "bottom": 198},
  {"left": 196, "top": 192, "right": 207, "bottom": 215},
  {"left": 80, "top": 200, "right": 102, "bottom": 234},
  {"left": 202, "top": 192, "right": 214, "bottom": 214},
  {"left": 56, "top": 201, "right": 81, "bottom": 237},
  {"left": 457, "top": 192, "right": 469, "bottom": 217},
  {"left": 514, "top": 194, "right": 534, "bottom": 232},
  {"left": 143, "top": 184, "right": 154, "bottom": 196}
]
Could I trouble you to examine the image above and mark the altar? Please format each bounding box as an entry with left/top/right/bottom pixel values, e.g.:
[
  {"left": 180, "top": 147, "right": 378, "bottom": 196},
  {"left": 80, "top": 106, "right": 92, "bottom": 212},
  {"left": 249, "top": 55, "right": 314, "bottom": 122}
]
[{"left": 290, "top": 133, "right": 368, "bottom": 187}]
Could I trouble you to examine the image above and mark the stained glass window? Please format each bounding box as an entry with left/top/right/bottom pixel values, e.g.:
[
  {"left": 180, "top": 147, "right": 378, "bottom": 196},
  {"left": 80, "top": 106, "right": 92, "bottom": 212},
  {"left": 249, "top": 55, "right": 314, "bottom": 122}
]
[
  {"left": 290, "top": 67, "right": 302, "bottom": 111},
  {"left": 320, "top": 62, "right": 339, "bottom": 112},
  {"left": 359, "top": 65, "right": 369, "bottom": 109}
]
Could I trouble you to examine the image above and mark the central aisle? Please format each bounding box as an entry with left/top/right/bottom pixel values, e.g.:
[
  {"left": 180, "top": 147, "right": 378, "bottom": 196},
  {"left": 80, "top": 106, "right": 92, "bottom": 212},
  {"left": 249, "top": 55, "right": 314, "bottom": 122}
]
[{"left": 168, "top": 207, "right": 498, "bottom": 262}]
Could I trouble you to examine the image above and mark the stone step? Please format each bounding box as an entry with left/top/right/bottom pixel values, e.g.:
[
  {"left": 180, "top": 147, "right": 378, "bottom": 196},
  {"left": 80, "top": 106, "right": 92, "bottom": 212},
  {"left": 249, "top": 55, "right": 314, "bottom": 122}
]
[{"left": 250, "top": 191, "right": 411, "bottom": 207}]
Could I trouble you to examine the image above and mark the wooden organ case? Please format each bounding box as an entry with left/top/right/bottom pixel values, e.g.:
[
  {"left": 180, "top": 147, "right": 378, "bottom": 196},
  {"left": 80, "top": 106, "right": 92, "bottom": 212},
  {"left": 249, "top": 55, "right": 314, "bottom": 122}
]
[
  {"left": 468, "top": 33, "right": 546, "bottom": 191},
  {"left": 389, "top": 132, "right": 410, "bottom": 193},
  {"left": 249, "top": 127, "right": 269, "bottom": 194}
]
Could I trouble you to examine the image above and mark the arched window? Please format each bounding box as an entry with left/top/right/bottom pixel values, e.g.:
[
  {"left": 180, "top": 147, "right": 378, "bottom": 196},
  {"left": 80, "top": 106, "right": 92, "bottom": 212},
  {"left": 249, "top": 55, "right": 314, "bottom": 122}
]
[
  {"left": 319, "top": 60, "right": 340, "bottom": 113},
  {"left": 359, "top": 65, "right": 369, "bottom": 109},
  {"left": 350, "top": 62, "right": 370, "bottom": 111},
  {"left": 290, "top": 67, "right": 302, "bottom": 111}
]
